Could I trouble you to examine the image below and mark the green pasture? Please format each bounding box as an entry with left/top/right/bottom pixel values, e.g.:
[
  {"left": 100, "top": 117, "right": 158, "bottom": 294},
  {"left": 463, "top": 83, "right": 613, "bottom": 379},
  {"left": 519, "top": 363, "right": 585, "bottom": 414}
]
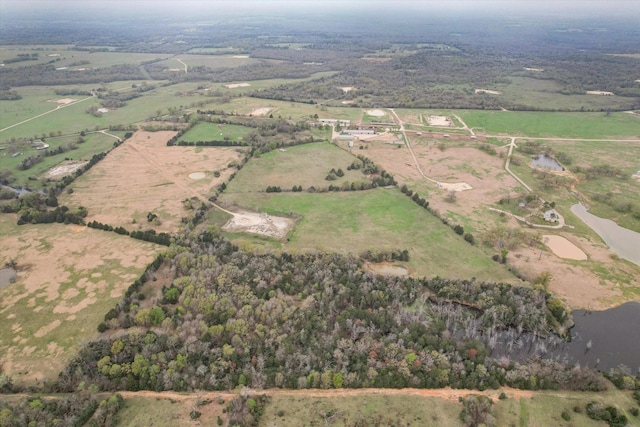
[
  {"left": 223, "top": 142, "right": 366, "bottom": 193},
  {"left": 217, "top": 188, "right": 515, "bottom": 282},
  {"left": 500, "top": 76, "right": 637, "bottom": 112},
  {"left": 455, "top": 110, "right": 640, "bottom": 139},
  {"left": 0, "top": 131, "right": 121, "bottom": 189},
  {"left": 219, "top": 96, "right": 359, "bottom": 121},
  {"left": 261, "top": 394, "right": 463, "bottom": 427},
  {"left": 187, "top": 47, "right": 248, "bottom": 54},
  {"left": 179, "top": 122, "right": 253, "bottom": 143}
]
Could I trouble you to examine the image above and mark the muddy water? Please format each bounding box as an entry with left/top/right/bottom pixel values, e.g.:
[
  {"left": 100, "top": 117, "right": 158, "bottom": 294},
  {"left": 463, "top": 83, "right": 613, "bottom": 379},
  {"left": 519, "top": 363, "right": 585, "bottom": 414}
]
[
  {"left": 571, "top": 203, "right": 640, "bottom": 266},
  {"left": 530, "top": 153, "right": 563, "bottom": 171},
  {"left": 488, "top": 302, "right": 640, "bottom": 372}
]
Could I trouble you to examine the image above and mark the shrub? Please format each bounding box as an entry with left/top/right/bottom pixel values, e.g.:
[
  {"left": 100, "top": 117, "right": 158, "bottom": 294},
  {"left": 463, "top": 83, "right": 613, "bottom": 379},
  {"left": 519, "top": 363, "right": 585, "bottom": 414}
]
[{"left": 561, "top": 410, "right": 570, "bottom": 421}]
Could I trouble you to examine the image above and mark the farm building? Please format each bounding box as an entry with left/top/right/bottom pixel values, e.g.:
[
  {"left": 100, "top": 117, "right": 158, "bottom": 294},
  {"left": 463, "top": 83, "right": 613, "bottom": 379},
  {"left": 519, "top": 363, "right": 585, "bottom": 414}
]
[
  {"left": 343, "top": 129, "right": 375, "bottom": 135},
  {"left": 543, "top": 209, "right": 559, "bottom": 223},
  {"left": 319, "top": 118, "right": 351, "bottom": 126}
]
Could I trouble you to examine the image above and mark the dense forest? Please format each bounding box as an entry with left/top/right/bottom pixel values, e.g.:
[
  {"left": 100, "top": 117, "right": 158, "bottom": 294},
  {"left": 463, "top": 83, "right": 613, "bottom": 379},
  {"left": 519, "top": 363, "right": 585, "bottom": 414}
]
[{"left": 55, "top": 230, "right": 605, "bottom": 394}]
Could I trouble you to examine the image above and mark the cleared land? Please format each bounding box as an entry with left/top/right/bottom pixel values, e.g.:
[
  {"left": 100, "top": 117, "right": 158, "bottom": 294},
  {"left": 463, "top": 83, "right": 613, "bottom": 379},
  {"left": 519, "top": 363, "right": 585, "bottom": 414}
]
[
  {"left": 217, "top": 188, "right": 516, "bottom": 282},
  {"left": 179, "top": 122, "right": 253, "bottom": 143},
  {"left": 60, "top": 130, "right": 244, "bottom": 232},
  {"left": 0, "top": 215, "right": 160, "bottom": 384}
]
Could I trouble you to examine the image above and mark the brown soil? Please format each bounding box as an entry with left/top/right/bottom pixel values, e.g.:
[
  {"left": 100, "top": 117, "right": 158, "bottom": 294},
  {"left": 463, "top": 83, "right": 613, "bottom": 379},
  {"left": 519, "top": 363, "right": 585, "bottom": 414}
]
[{"left": 60, "top": 130, "right": 245, "bottom": 233}]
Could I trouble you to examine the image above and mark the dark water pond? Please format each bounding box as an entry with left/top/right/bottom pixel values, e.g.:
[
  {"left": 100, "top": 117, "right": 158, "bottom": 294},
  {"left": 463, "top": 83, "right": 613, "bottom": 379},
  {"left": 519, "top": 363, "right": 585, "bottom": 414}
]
[
  {"left": 0, "top": 268, "right": 17, "bottom": 289},
  {"left": 530, "top": 153, "right": 564, "bottom": 171},
  {"left": 488, "top": 302, "right": 640, "bottom": 372},
  {"left": 571, "top": 203, "right": 640, "bottom": 266},
  {"left": 0, "top": 184, "right": 30, "bottom": 196}
]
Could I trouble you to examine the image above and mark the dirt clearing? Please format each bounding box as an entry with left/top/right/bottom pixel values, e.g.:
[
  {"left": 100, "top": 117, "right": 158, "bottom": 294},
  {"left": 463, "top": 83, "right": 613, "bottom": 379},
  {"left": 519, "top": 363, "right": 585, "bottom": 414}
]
[
  {"left": 225, "top": 82, "right": 251, "bottom": 88},
  {"left": 53, "top": 98, "right": 77, "bottom": 104},
  {"left": 543, "top": 235, "right": 587, "bottom": 260},
  {"left": 366, "top": 109, "right": 386, "bottom": 117},
  {"left": 475, "top": 89, "right": 502, "bottom": 95},
  {"left": 60, "top": 130, "right": 245, "bottom": 233},
  {"left": 43, "top": 160, "right": 88, "bottom": 180},
  {"left": 427, "top": 115, "right": 453, "bottom": 126},
  {"left": 250, "top": 107, "right": 273, "bottom": 116},
  {"left": 221, "top": 209, "right": 293, "bottom": 239}
]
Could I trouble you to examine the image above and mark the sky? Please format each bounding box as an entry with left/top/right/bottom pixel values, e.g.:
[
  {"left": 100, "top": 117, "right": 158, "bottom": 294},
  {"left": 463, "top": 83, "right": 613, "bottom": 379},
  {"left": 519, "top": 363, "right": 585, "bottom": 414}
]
[{"left": 2, "top": 0, "right": 639, "bottom": 21}]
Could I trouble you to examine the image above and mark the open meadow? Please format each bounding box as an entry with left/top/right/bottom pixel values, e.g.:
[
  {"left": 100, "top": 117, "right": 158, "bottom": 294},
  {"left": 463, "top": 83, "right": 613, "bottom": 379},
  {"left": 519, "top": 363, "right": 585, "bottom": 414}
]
[
  {"left": 217, "top": 188, "right": 516, "bottom": 282},
  {"left": 0, "top": 215, "right": 160, "bottom": 384},
  {"left": 59, "top": 130, "right": 244, "bottom": 232}
]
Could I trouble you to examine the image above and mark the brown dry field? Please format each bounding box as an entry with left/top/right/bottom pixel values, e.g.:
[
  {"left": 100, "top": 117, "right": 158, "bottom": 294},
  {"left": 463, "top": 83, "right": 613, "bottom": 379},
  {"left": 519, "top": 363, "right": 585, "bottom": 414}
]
[
  {"left": 60, "top": 131, "right": 245, "bottom": 233},
  {"left": 0, "top": 215, "right": 160, "bottom": 383},
  {"left": 342, "top": 138, "right": 638, "bottom": 310}
]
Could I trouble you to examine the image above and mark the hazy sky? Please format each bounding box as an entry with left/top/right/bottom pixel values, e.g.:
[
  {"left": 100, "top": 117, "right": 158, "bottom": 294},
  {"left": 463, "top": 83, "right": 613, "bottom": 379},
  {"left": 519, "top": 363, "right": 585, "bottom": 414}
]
[
  {"left": 2, "top": 0, "right": 639, "bottom": 21},
  {"left": 3, "top": 0, "right": 639, "bottom": 13}
]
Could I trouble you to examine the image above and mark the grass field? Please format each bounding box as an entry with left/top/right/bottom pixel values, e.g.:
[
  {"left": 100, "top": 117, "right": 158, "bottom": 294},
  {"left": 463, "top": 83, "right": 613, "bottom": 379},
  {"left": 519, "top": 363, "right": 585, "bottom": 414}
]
[
  {"left": 179, "top": 122, "right": 254, "bottom": 143},
  {"left": 108, "top": 388, "right": 640, "bottom": 427},
  {"left": 0, "top": 131, "right": 119, "bottom": 189},
  {"left": 0, "top": 215, "right": 160, "bottom": 384},
  {"left": 156, "top": 54, "right": 263, "bottom": 70},
  {"left": 455, "top": 110, "right": 640, "bottom": 138},
  {"left": 217, "top": 188, "right": 516, "bottom": 282},
  {"left": 223, "top": 142, "right": 368, "bottom": 193}
]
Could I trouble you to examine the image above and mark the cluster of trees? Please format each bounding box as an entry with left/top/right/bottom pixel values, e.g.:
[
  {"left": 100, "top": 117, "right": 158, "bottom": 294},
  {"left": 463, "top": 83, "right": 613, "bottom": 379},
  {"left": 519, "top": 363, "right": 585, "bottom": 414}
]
[
  {"left": 0, "top": 63, "right": 145, "bottom": 87},
  {"left": 359, "top": 249, "right": 409, "bottom": 263},
  {"left": 170, "top": 139, "right": 246, "bottom": 147},
  {"left": 264, "top": 186, "right": 282, "bottom": 193},
  {"left": 1, "top": 191, "right": 88, "bottom": 225},
  {"left": 2, "top": 53, "right": 38, "bottom": 64},
  {"left": 56, "top": 231, "right": 603, "bottom": 395},
  {"left": 88, "top": 218, "right": 172, "bottom": 246},
  {"left": 0, "top": 90, "right": 21, "bottom": 100},
  {"left": 0, "top": 391, "right": 125, "bottom": 427},
  {"left": 87, "top": 220, "right": 129, "bottom": 235}
]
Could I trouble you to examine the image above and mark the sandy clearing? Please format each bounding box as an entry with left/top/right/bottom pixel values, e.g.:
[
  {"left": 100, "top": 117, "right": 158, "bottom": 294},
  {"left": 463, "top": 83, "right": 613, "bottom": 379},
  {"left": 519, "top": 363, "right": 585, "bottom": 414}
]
[
  {"left": 60, "top": 130, "right": 244, "bottom": 233},
  {"left": 232, "top": 55, "right": 250, "bottom": 58},
  {"left": 97, "top": 107, "right": 109, "bottom": 113},
  {"left": 43, "top": 160, "right": 88, "bottom": 180},
  {"left": 437, "top": 182, "right": 473, "bottom": 192},
  {"left": 339, "top": 86, "right": 355, "bottom": 93},
  {"left": 366, "top": 263, "right": 409, "bottom": 277},
  {"left": 543, "top": 235, "right": 587, "bottom": 260},
  {"left": 341, "top": 100, "right": 354, "bottom": 104},
  {"left": 54, "top": 98, "right": 77, "bottom": 104},
  {"left": 475, "top": 89, "right": 502, "bottom": 95},
  {"left": 225, "top": 82, "right": 251, "bottom": 88},
  {"left": 524, "top": 67, "right": 544, "bottom": 72},
  {"left": 366, "top": 109, "right": 386, "bottom": 117},
  {"left": 427, "top": 115, "right": 452, "bottom": 127},
  {"left": 586, "top": 90, "right": 614, "bottom": 95},
  {"left": 250, "top": 107, "right": 273, "bottom": 116},
  {"left": 188, "top": 172, "right": 206, "bottom": 180},
  {"left": 222, "top": 210, "right": 293, "bottom": 239},
  {"left": 34, "top": 319, "right": 61, "bottom": 338}
]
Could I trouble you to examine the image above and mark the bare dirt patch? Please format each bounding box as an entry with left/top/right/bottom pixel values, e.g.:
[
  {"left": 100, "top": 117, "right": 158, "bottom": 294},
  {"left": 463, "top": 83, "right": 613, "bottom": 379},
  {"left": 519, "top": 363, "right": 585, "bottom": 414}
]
[
  {"left": 339, "top": 86, "right": 356, "bottom": 93},
  {"left": 542, "top": 234, "right": 587, "bottom": 260},
  {"left": 365, "top": 263, "right": 409, "bottom": 277},
  {"left": 366, "top": 109, "right": 386, "bottom": 117},
  {"left": 43, "top": 160, "right": 88, "bottom": 180},
  {"left": 188, "top": 172, "right": 206, "bottom": 180},
  {"left": 586, "top": 90, "right": 614, "bottom": 95},
  {"left": 475, "top": 89, "right": 502, "bottom": 95},
  {"left": 60, "top": 130, "right": 245, "bottom": 232},
  {"left": 222, "top": 209, "right": 293, "bottom": 239},
  {"left": 250, "top": 107, "right": 273, "bottom": 116},
  {"left": 54, "top": 98, "right": 77, "bottom": 105},
  {"left": 427, "top": 115, "right": 453, "bottom": 127},
  {"left": 225, "top": 82, "right": 251, "bottom": 88}
]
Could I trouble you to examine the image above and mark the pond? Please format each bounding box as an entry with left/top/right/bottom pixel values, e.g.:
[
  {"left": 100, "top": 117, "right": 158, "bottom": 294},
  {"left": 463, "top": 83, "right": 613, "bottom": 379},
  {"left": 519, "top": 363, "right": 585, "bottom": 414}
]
[
  {"left": 530, "top": 153, "right": 564, "bottom": 171},
  {"left": 571, "top": 203, "right": 640, "bottom": 266},
  {"left": 0, "top": 184, "right": 31, "bottom": 196},
  {"left": 488, "top": 302, "right": 640, "bottom": 372}
]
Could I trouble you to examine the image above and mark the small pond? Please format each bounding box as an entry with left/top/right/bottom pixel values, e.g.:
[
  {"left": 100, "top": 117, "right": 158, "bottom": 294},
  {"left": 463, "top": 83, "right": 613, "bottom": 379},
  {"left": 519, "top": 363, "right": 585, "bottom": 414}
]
[
  {"left": 488, "top": 302, "right": 640, "bottom": 372},
  {"left": 0, "top": 184, "right": 30, "bottom": 196},
  {"left": 530, "top": 153, "right": 564, "bottom": 171},
  {"left": 0, "top": 268, "right": 17, "bottom": 289},
  {"left": 571, "top": 203, "right": 640, "bottom": 266}
]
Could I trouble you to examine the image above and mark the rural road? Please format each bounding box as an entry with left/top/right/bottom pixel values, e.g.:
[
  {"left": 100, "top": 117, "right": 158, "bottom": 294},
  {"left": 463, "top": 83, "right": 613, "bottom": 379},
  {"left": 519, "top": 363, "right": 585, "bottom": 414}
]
[
  {"left": 175, "top": 58, "right": 188, "bottom": 74},
  {"left": 388, "top": 108, "right": 438, "bottom": 184}
]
